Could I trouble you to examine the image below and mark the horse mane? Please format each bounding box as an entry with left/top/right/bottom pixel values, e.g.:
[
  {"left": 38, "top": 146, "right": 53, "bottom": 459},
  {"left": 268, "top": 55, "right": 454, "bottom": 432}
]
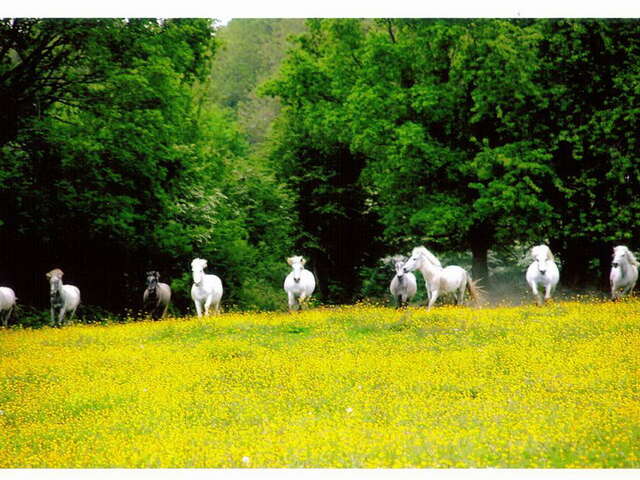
[
  {"left": 616, "top": 246, "right": 639, "bottom": 267},
  {"left": 412, "top": 246, "right": 442, "bottom": 267},
  {"left": 47, "top": 268, "right": 64, "bottom": 279}
]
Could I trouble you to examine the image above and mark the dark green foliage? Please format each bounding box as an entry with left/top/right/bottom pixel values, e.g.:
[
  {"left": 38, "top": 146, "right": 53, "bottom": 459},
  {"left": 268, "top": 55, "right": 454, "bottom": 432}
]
[
  {"left": 267, "top": 19, "right": 640, "bottom": 292},
  {"left": 0, "top": 18, "right": 295, "bottom": 319}
]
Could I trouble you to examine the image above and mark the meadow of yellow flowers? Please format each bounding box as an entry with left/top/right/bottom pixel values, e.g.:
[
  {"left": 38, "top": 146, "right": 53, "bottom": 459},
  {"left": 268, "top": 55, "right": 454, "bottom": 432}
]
[{"left": 0, "top": 300, "right": 638, "bottom": 468}]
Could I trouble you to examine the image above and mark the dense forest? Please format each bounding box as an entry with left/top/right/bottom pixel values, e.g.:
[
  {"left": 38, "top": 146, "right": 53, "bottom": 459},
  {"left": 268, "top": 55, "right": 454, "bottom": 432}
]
[{"left": 1, "top": 18, "right": 639, "bottom": 321}]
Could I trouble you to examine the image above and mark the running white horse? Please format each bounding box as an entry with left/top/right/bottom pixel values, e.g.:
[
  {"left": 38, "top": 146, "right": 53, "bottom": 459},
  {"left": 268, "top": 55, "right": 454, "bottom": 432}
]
[
  {"left": 0, "top": 286, "right": 16, "bottom": 328},
  {"left": 525, "top": 245, "right": 560, "bottom": 305},
  {"left": 46, "top": 269, "right": 80, "bottom": 327},
  {"left": 191, "top": 258, "right": 223, "bottom": 316},
  {"left": 284, "top": 256, "right": 316, "bottom": 312},
  {"left": 389, "top": 256, "right": 417, "bottom": 308},
  {"left": 610, "top": 245, "right": 638, "bottom": 300},
  {"left": 402, "top": 246, "right": 482, "bottom": 310}
]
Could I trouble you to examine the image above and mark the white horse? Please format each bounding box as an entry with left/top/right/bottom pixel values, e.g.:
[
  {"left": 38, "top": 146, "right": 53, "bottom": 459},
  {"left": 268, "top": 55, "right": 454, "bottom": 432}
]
[
  {"left": 610, "top": 245, "right": 638, "bottom": 300},
  {"left": 46, "top": 269, "right": 80, "bottom": 327},
  {"left": 0, "top": 286, "right": 16, "bottom": 328},
  {"left": 389, "top": 257, "right": 417, "bottom": 308},
  {"left": 191, "top": 258, "right": 223, "bottom": 316},
  {"left": 402, "top": 246, "right": 482, "bottom": 310},
  {"left": 526, "top": 245, "right": 560, "bottom": 305},
  {"left": 284, "top": 256, "right": 316, "bottom": 312}
]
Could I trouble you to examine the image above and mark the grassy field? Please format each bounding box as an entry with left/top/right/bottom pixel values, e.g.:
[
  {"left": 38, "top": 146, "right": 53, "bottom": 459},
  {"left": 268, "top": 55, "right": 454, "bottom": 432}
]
[{"left": 0, "top": 300, "right": 639, "bottom": 468}]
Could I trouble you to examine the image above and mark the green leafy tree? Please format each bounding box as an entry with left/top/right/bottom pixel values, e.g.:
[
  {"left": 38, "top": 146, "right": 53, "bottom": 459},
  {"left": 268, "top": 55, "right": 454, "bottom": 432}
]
[
  {"left": 531, "top": 19, "right": 640, "bottom": 285},
  {"left": 268, "top": 18, "right": 640, "bottom": 290},
  {"left": 268, "top": 19, "right": 553, "bottom": 284},
  {"left": 1, "top": 18, "right": 296, "bottom": 316}
]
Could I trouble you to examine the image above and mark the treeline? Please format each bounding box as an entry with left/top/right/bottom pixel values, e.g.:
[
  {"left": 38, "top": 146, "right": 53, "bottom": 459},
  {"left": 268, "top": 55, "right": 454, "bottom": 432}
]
[
  {"left": 0, "top": 18, "right": 294, "bottom": 317},
  {"left": 265, "top": 19, "right": 640, "bottom": 299},
  {"left": 1, "top": 19, "right": 639, "bottom": 318}
]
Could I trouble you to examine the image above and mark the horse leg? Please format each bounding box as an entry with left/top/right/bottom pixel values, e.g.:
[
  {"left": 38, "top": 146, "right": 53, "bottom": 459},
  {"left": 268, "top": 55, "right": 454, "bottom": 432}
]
[
  {"left": 204, "top": 296, "right": 213, "bottom": 316},
  {"left": 544, "top": 283, "right": 553, "bottom": 302},
  {"left": 58, "top": 308, "right": 67, "bottom": 327},
  {"left": 214, "top": 300, "right": 221, "bottom": 314},
  {"left": 287, "top": 292, "right": 296, "bottom": 313},
  {"left": 530, "top": 282, "right": 542, "bottom": 306},
  {"left": 50, "top": 307, "right": 57, "bottom": 327},
  {"left": 402, "top": 294, "right": 409, "bottom": 308},
  {"left": 457, "top": 277, "right": 467, "bottom": 305},
  {"left": 3, "top": 306, "right": 11, "bottom": 327},
  {"left": 298, "top": 293, "right": 308, "bottom": 313},
  {"left": 396, "top": 295, "right": 402, "bottom": 309},
  {"left": 427, "top": 289, "right": 439, "bottom": 310},
  {"left": 194, "top": 299, "right": 203, "bottom": 317},
  {"left": 69, "top": 306, "right": 78, "bottom": 322}
]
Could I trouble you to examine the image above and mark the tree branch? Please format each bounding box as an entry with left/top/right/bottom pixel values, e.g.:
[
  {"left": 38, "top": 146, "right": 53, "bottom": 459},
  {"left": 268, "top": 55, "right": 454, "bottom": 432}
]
[{"left": 387, "top": 19, "right": 397, "bottom": 44}]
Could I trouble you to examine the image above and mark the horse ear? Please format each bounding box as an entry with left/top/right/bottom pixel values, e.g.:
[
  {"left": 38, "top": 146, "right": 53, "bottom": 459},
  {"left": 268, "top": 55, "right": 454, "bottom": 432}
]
[
  {"left": 548, "top": 250, "right": 554, "bottom": 261},
  {"left": 286, "top": 257, "right": 293, "bottom": 266},
  {"left": 301, "top": 257, "right": 306, "bottom": 266}
]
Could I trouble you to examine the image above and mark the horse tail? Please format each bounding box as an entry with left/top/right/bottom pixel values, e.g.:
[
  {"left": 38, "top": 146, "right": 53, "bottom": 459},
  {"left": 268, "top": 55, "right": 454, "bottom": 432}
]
[{"left": 466, "top": 274, "right": 486, "bottom": 307}]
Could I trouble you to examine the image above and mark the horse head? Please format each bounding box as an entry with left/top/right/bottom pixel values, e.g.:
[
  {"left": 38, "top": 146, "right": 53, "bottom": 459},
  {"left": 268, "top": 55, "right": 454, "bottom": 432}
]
[
  {"left": 146, "top": 271, "right": 160, "bottom": 291},
  {"left": 191, "top": 258, "right": 207, "bottom": 286},
  {"left": 394, "top": 258, "right": 407, "bottom": 283},
  {"left": 403, "top": 246, "right": 441, "bottom": 273},
  {"left": 531, "top": 245, "right": 554, "bottom": 275},
  {"left": 46, "top": 268, "right": 64, "bottom": 293},
  {"left": 287, "top": 256, "right": 305, "bottom": 283},
  {"left": 613, "top": 245, "right": 638, "bottom": 268}
]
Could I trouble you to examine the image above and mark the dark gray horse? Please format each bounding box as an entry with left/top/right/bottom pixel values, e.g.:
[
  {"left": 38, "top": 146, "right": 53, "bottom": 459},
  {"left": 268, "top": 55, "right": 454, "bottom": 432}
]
[{"left": 143, "top": 271, "right": 171, "bottom": 320}]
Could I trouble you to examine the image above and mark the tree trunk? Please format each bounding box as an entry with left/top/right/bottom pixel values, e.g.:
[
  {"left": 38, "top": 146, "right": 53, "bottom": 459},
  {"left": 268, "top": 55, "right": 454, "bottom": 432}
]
[
  {"left": 471, "top": 244, "right": 489, "bottom": 286},
  {"left": 558, "top": 238, "right": 594, "bottom": 288}
]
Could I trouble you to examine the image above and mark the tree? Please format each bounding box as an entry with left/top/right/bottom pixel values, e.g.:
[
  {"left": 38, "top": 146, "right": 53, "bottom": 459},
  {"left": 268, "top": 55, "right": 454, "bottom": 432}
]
[
  {"left": 531, "top": 19, "right": 640, "bottom": 286},
  {"left": 265, "top": 20, "right": 386, "bottom": 302},
  {"left": 268, "top": 18, "right": 640, "bottom": 290},
  {"left": 1, "top": 18, "right": 297, "bottom": 316},
  {"left": 207, "top": 18, "right": 306, "bottom": 147},
  {"left": 267, "top": 19, "right": 554, "bottom": 284}
]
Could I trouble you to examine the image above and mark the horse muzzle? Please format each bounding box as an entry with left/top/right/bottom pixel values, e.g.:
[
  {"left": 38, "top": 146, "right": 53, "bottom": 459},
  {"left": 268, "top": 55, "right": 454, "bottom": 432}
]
[
  {"left": 294, "top": 277, "right": 300, "bottom": 283},
  {"left": 612, "top": 262, "right": 619, "bottom": 268}
]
